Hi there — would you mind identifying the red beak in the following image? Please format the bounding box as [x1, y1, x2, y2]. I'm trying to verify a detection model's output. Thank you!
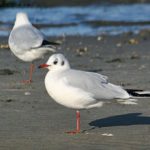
[38, 64, 49, 69]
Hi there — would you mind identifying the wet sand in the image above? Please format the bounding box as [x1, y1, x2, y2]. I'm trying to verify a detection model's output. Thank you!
[0, 33, 150, 149]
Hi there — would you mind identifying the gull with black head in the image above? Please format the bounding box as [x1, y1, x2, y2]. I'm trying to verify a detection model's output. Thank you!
[39, 53, 150, 134]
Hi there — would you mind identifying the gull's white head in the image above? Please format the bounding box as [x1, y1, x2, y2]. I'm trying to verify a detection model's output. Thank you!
[39, 53, 70, 71]
[14, 12, 31, 28]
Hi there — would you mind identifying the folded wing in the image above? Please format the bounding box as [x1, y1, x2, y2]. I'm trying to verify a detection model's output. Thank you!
[62, 69, 129, 100]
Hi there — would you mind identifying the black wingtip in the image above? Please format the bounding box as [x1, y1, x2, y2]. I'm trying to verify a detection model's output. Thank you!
[126, 89, 150, 97]
[42, 40, 61, 46]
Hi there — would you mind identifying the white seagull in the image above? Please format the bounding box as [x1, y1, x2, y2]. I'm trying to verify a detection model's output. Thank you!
[9, 12, 59, 83]
[39, 53, 150, 134]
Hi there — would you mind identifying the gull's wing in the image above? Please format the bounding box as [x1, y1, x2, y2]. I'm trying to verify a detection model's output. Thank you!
[9, 25, 59, 51]
[61, 69, 129, 100]
[9, 25, 43, 50]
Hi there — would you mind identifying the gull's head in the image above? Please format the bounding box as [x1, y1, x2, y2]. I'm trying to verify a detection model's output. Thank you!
[14, 12, 31, 28]
[39, 53, 70, 71]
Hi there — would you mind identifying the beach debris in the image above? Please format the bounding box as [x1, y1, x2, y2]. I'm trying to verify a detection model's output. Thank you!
[76, 47, 88, 56]
[128, 38, 139, 45]
[102, 133, 114, 137]
[116, 64, 122, 68]
[0, 99, 14, 103]
[116, 43, 122, 47]
[85, 132, 89, 135]
[5, 99, 13, 103]
[24, 92, 31, 96]
[55, 40, 62, 45]
[138, 65, 146, 70]
[97, 36, 103, 41]
[0, 44, 9, 49]
[0, 69, 15, 75]
[130, 53, 140, 59]
[106, 58, 123, 63]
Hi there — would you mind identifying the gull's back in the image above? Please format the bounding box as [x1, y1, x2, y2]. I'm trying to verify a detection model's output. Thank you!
[9, 24, 43, 51]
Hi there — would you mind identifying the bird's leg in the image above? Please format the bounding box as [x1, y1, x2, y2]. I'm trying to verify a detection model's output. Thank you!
[29, 63, 34, 82]
[22, 63, 34, 84]
[66, 110, 80, 134]
[76, 110, 80, 132]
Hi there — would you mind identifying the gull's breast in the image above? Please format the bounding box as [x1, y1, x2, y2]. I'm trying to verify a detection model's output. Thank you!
[45, 73, 97, 109]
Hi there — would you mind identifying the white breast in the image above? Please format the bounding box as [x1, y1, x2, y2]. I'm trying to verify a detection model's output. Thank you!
[44, 71, 102, 109]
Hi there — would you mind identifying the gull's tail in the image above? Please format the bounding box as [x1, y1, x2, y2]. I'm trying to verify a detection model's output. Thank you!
[126, 89, 150, 97]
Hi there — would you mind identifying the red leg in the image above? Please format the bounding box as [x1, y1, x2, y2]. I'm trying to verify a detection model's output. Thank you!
[66, 110, 80, 134]
[22, 64, 34, 84]
[29, 63, 34, 81]
[76, 110, 80, 132]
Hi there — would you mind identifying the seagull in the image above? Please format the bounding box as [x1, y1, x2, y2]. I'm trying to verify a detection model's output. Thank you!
[39, 53, 150, 134]
[8, 12, 60, 83]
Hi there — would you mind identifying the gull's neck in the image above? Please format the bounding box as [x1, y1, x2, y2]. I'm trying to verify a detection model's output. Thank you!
[13, 13, 31, 29]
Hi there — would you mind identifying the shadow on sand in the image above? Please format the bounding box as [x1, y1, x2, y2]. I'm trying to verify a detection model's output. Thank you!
[89, 113, 150, 128]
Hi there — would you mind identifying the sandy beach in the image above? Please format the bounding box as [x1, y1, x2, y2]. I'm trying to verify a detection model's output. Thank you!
[0, 33, 150, 149]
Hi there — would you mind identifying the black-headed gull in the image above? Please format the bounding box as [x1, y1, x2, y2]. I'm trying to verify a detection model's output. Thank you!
[9, 12, 59, 83]
[39, 53, 150, 134]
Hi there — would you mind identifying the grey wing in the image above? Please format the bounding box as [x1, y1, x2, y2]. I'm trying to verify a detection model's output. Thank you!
[9, 25, 43, 50]
[63, 70, 129, 100]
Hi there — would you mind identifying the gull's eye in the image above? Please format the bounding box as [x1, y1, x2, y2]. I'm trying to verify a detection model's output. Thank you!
[61, 61, 64, 66]
[53, 59, 58, 65]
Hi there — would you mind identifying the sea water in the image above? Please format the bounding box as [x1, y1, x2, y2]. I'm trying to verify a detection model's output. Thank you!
[0, 4, 150, 36]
